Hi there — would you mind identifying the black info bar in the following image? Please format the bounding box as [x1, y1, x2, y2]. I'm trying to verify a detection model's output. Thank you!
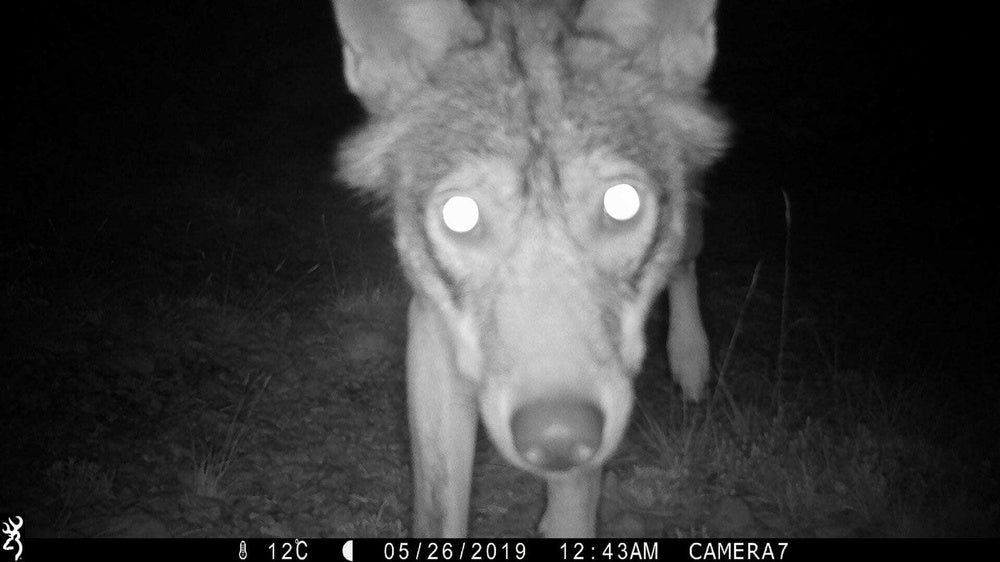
[14, 538, 987, 562]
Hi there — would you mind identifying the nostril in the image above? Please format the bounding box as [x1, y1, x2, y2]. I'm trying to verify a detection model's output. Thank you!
[511, 400, 603, 472]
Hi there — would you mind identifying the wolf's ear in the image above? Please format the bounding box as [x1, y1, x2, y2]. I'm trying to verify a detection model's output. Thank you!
[331, 0, 483, 112]
[577, 0, 718, 90]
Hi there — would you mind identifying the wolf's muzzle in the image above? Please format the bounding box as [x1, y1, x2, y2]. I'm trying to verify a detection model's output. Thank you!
[511, 399, 604, 472]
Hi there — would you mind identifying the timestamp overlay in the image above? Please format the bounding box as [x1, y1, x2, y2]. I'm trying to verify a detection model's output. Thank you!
[17, 538, 991, 561]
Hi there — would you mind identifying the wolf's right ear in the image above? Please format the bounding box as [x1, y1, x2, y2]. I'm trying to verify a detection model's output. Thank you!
[578, 0, 719, 91]
[331, 0, 483, 112]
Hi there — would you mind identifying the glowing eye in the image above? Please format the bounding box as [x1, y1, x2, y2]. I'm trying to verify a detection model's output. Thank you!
[442, 195, 480, 233]
[603, 183, 641, 221]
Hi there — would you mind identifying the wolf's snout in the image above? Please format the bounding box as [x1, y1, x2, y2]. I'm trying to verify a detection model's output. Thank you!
[510, 400, 604, 472]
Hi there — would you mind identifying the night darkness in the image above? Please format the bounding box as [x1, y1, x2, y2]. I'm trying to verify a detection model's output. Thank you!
[3, 0, 996, 543]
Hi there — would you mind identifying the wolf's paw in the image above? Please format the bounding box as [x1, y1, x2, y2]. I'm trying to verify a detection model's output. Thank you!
[668, 327, 710, 402]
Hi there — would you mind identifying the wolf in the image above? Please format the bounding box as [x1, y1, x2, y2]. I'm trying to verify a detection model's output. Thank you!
[331, 0, 728, 537]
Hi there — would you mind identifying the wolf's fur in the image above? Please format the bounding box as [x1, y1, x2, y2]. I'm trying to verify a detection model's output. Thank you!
[331, 0, 728, 537]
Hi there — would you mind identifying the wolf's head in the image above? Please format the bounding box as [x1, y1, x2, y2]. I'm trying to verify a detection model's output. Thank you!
[334, 0, 727, 476]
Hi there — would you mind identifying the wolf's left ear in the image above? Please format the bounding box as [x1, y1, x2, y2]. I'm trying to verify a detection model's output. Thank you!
[331, 0, 483, 112]
[577, 0, 718, 90]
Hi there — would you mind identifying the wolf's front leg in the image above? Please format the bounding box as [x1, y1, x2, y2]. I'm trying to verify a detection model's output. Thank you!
[667, 260, 711, 401]
[407, 296, 479, 537]
[539, 468, 602, 537]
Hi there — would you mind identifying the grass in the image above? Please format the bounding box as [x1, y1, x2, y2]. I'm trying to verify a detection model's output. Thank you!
[634, 339, 986, 536]
[185, 371, 273, 499]
[43, 458, 118, 530]
[628, 194, 997, 537]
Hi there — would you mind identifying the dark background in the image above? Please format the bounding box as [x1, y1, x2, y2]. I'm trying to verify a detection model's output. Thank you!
[5, 0, 993, 442]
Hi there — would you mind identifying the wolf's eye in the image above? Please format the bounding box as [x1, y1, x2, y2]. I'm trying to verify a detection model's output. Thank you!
[442, 195, 480, 233]
[603, 183, 641, 221]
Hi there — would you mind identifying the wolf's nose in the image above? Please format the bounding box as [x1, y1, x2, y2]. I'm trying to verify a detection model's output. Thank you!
[511, 400, 604, 472]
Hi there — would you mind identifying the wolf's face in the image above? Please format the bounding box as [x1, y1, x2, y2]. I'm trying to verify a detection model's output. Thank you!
[333, 0, 727, 536]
